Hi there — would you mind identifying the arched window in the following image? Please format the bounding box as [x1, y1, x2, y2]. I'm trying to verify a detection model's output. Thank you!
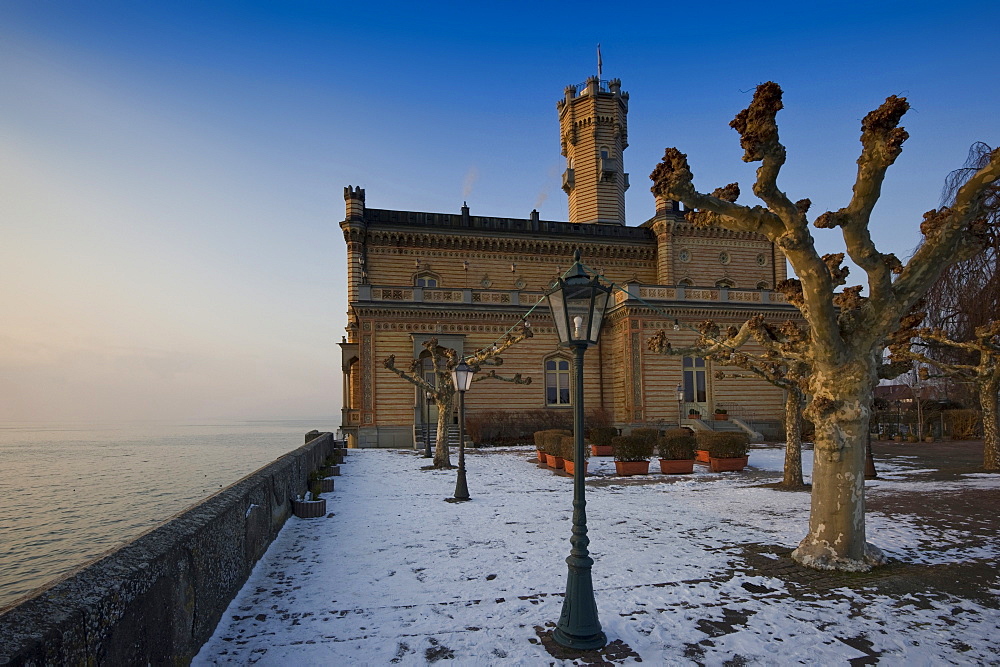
[678, 277, 694, 287]
[600, 146, 611, 159]
[545, 355, 571, 406]
[414, 272, 439, 288]
[715, 278, 735, 289]
[757, 281, 770, 290]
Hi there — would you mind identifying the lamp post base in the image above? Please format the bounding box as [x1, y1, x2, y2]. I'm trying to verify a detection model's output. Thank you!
[552, 626, 607, 651]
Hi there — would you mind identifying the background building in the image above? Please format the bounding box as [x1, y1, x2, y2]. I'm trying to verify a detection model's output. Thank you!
[340, 76, 798, 448]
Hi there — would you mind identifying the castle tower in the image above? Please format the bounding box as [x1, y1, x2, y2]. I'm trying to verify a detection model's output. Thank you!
[557, 76, 629, 225]
[340, 185, 367, 317]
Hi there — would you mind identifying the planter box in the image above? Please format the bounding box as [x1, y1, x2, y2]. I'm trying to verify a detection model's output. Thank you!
[659, 458, 695, 474]
[563, 460, 589, 475]
[590, 444, 613, 457]
[688, 414, 702, 420]
[695, 449, 711, 463]
[614, 460, 650, 476]
[320, 465, 340, 477]
[709, 455, 749, 472]
[319, 478, 335, 493]
[714, 414, 728, 421]
[293, 498, 327, 518]
[537, 449, 547, 464]
[546, 454, 565, 469]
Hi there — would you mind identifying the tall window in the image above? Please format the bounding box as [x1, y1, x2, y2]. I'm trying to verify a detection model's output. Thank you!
[545, 356, 571, 406]
[683, 356, 707, 403]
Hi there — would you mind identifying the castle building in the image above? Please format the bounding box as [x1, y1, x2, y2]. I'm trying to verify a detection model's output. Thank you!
[339, 76, 797, 448]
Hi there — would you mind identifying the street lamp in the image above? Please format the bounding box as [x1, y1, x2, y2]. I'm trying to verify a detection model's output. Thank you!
[676, 384, 684, 425]
[449, 359, 474, 502]
[424, 390, 433, 459]
[544, 249, 611, 650]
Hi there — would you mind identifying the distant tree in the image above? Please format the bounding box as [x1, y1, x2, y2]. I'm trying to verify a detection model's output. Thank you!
[650, 83, 1000, 571]
[383, 322, 533, 469]
[903, 142, 1000, 468]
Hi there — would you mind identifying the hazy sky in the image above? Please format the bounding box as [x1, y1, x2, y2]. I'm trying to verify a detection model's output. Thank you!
[1, 1, 996, 423]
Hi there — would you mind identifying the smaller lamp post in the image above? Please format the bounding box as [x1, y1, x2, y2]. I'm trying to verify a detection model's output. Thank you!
[449, 359, 474, 502]
[676, 384, 684, 425]
[545, 249, 611, 650]
[424, 390, 434, 459]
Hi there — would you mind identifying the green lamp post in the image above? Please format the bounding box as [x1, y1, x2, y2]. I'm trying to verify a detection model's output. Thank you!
[545, 249, 611, 650]
[449, 359, 474, 502]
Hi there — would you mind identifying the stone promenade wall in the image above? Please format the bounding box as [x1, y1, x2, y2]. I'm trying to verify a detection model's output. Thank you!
[0, 431, 337, 665]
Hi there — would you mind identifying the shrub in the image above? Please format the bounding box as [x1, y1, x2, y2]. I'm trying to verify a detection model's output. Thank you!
[585, 406, 614, 429]
[559, 435, 591, 462]
[588, 426, 618, 447]
[611, 435, 654, 462]
[695, 431, 750, 458]
[657, 429, 695, 460]
[714, 408, 728, 415]
[944, 409, 981, 439]
[542, 429, 571, 455]
[631, 427, 660, 444]
[465, 409, 572, 445]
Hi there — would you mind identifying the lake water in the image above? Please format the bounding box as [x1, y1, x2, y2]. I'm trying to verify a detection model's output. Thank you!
[0, 419, 338, 611]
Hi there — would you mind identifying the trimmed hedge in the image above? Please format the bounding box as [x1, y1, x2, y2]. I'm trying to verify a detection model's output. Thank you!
[539, 429, 571, 455]
[611, 435, 654, 462]
[559, 435, 591, 462]
[588, 426, 618, 447]
[695, 431, 750, 458]
[657, 428, 696, 460]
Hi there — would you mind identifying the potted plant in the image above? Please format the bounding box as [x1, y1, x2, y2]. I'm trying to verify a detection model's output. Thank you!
[560, 435, 590, 475]
[588, 426, 618, 456]
[293, 480, 327, 518]
[611, 435, 654, 476]
[533, 430, 548, 464]
[656, 429, 696, 474]
[543, 430, 568, 469]
[713, 408, 728, 421]
[697, 432, 750, 472]
[688, 409, 702, 419]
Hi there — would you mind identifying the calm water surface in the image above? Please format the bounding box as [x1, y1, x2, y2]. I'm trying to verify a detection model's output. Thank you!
[0, 419, 337, 611]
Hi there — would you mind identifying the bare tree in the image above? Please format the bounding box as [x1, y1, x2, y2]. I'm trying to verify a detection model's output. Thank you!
[650, 82, 1000, 571]
[383, 322, 533, 469]
[649, 314, 809, 488]
[906, 142, 1000, 467]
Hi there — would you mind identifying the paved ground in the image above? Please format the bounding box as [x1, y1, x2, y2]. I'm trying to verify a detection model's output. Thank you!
[194, 440, 1000, 665]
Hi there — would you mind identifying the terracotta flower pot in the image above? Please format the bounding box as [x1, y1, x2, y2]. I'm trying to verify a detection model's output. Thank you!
[714, 414, 728, 421]
[695, 449, 711, 463]
[546, 454, 564, 469]
[659, 458, 695, 474]
[590, 444, 613, 456]
[563, 460, 588, 475]
[709, 455, 749, 472]
[537, 449, 547, 464]
[293, 498, 327, 518]
[614, 460, 650, 476]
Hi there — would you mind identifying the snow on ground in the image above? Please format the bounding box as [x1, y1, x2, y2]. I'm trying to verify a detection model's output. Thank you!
[194, 446, 1000, 665]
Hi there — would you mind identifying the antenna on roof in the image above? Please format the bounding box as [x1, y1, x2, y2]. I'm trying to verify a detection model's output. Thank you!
[597, 43, 603, 79]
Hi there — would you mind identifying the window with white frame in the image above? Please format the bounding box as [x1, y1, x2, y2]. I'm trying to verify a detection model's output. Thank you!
[545, 356, 571, 406]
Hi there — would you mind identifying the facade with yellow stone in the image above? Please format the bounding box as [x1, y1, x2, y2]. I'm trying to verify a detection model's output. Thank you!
[339, 76, 797, 448]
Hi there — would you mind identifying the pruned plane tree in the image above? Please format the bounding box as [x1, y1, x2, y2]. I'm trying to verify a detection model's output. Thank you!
[649, 82, 1000, 571]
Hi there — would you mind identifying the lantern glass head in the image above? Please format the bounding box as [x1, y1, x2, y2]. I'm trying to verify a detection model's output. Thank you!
[545, 253, 611, 347]
[676, 384, 684, 402]
[451, 359, 474, 393]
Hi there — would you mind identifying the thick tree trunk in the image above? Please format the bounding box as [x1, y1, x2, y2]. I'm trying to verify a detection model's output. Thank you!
[433, 397, 454, 468]
[791, 363, 886, 571]
[980, 377, 1000, 470]
[781, 390, 805, 488]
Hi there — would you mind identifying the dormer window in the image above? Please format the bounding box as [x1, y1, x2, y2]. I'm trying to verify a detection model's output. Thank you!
[415, 272, 439, 288]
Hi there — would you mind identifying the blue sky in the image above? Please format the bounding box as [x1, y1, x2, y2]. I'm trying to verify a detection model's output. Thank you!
[1, 1, 996, 422]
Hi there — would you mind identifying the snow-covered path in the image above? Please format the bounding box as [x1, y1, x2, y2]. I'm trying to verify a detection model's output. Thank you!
[194, 446, 1000, 665]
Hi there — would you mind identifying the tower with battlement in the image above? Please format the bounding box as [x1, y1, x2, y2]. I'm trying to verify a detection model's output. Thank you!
[557, 77, 629, 225]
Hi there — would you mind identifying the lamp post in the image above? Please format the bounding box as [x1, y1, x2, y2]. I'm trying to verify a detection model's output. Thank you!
[450, 359, 474, 502]
[424, 390, 433, 459]
[676, 384, 684, 426]
[544, 249, 611, 650]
